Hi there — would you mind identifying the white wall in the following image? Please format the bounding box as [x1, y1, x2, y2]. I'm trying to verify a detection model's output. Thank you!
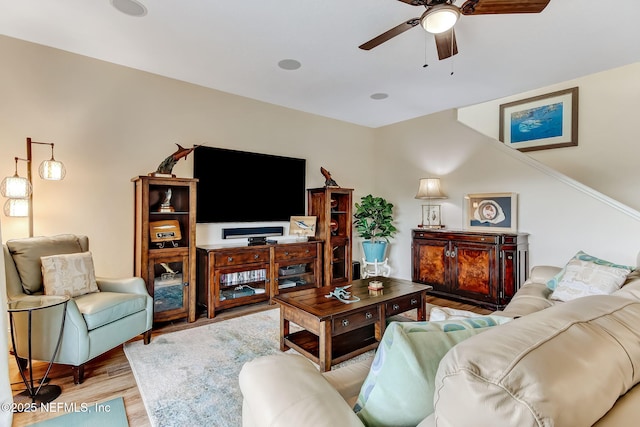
[375, 109, 640, 280]
[0, 35, 375, 277]
[458, 63, 640, 212]
[1, 35, 639, 284]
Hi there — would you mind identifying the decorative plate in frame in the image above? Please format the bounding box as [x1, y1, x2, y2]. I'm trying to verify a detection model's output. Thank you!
[465, 193, 517, 232]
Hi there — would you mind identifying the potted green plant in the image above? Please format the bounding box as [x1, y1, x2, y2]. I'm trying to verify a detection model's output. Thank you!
[353, 194, 398, 263]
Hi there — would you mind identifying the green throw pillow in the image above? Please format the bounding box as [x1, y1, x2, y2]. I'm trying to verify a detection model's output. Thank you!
[546, 251, 635, 290]
[354, 316, 512, 427]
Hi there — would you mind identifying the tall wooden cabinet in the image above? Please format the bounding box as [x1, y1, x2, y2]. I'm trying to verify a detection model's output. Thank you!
[307, 187, 353, 287]
[133, 176, 197, 323]
[412, 229, 528, 310]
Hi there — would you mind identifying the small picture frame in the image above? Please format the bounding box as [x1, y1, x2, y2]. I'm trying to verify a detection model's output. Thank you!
[289, 216, 317, 237]
[421, 205, 443, 228]
[465, 193, 517, 232]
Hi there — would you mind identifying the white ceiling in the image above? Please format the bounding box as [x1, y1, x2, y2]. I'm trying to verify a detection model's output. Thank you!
[1, 0, 639, 128]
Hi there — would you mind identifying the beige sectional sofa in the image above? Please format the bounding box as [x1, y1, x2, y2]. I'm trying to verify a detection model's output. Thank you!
[240, 263, 640, 427]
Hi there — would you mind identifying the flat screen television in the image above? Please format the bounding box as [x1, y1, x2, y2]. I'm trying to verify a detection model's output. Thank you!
[193, 146, 306, 223]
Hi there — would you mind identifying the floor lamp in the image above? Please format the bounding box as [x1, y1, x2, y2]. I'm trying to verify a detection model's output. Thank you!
[1, 138, 66, 237]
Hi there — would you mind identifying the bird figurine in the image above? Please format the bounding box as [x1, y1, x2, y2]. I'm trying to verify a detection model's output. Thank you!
[320, 167, 339, 187]
[151, 144, 198, 177]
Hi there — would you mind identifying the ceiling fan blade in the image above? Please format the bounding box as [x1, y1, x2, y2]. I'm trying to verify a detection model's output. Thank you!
[396, 0, 427, 5]
[359, 18, 420, 50]
[434, 28, 458, 60]
[460, 0, 550, 15]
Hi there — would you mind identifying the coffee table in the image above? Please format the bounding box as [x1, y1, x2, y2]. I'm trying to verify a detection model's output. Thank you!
[273, 277, 431, 371]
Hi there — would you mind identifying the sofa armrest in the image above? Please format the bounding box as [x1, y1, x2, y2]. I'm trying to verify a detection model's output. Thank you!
[239, 354, 364, 427]
[96, 277, 149, 295]
[322, 357, 373, 407]
[528, 265, 562, 283]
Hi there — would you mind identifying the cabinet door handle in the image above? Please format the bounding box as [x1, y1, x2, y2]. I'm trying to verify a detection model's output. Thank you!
[450, 249, 456, 258]
[284, 251, 289, 256]
[227, 257, 233, 262]
[365, 312, 372, 319]
[445, 250, 450, 257]
[342, 319, 350, 327]
[392, 304, 400, 311]
[410, 298, 417, 305]
[305, 249, 309, 253]
[254, 254, 259, 259]
[507, 255, 513, 260]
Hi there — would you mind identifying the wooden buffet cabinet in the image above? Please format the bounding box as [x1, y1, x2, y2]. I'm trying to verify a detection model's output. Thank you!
[412, 229, 528, 310]
[196, 240, 323, 318]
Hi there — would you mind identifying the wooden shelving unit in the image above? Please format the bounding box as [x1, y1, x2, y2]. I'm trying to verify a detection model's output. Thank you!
[133, 176, 198, 323]
[307, 187, 353, 287]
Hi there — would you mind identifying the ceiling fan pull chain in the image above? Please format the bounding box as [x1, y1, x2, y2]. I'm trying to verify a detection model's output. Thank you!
[423, 33, 429, 68]
[450, 34, 455, 75]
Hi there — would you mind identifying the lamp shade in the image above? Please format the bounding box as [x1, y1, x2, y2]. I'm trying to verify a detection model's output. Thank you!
[0, 174, 32, 198]
[3, 198, 29, 217]
[421, 5, 460, 34]
[415, 178, 447, 199]
[39, 158, 66, 180]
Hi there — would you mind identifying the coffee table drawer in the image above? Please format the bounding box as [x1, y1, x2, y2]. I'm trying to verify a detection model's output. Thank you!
[385, 294, 421, 316]
[332, 307, 379, 335]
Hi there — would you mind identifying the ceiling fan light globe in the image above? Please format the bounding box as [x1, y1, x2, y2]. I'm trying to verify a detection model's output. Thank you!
[422, 6, 460, 34]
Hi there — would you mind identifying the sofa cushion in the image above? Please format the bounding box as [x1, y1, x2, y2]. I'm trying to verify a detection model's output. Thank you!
[354, 316, 512, 427]
[433, 296, 640, 427]
[428, 306, 485, 321]
[41, 251, 99, 297]
[550, 257, 631, 302]
[547, 251, 634, 291]
[6, 234, 83, 294]
[74, 292, 147, 330]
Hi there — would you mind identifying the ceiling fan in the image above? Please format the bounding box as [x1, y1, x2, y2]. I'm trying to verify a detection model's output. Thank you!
[359, 0, 550, 60]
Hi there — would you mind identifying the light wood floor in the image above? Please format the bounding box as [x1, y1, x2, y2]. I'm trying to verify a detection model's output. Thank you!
[9, 296, 490, 426]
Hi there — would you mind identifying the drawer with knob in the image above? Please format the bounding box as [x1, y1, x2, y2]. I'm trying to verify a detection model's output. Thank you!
[213, 249, 270, 267]
[274, 244, 317, 261]
[385, 295, 421, 316]
[332, 307, 380, 335]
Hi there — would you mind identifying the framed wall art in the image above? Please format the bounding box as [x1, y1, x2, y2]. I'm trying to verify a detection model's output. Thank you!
[499, 87, 578, 152]
[465, 193, 517, 232]
[289, 216, 317, 237]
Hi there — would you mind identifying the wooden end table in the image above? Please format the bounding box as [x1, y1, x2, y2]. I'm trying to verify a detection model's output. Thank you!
[273, 278, 431, 371]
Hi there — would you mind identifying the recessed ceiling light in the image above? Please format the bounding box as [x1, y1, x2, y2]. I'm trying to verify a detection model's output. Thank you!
[370, 93, 389, 100]
[111, 0, 147, 17]
[278, 59, 302, 71]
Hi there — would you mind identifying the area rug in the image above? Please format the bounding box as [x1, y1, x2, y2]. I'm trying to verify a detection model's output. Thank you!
[27, 397, 128, 427]
[123, 308, 373, 427]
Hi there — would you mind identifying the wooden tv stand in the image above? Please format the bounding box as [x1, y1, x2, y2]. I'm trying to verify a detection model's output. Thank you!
[196, 239, 323, 318]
